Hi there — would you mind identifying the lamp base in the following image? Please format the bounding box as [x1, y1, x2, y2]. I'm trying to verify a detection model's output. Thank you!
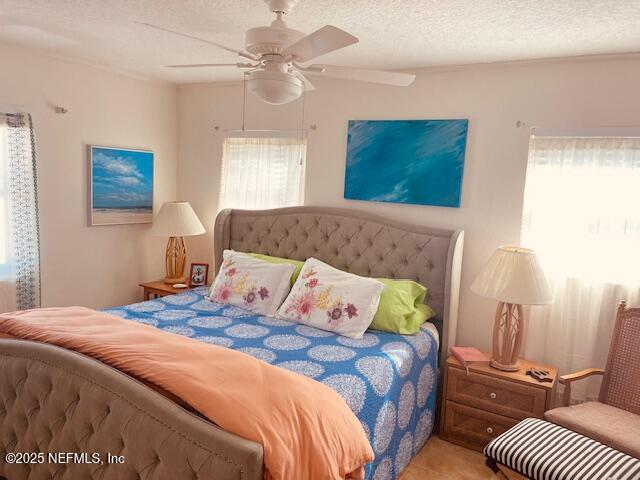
[490, 302, 525, 372]
[163, 276, 186, 285]
[490, 358, 520, 372]
[165, 236, 187, 285]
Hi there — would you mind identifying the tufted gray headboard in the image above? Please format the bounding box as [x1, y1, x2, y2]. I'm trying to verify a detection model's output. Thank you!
[214, 206, 464, 368]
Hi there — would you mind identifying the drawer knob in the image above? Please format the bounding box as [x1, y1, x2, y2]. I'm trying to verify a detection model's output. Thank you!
[486, 427, 494, 434]
[489, 392, 497, 400]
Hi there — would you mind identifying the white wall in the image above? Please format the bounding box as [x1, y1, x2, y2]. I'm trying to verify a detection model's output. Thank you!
[177, 54, 640, 353]
[0, 43, 178, 309]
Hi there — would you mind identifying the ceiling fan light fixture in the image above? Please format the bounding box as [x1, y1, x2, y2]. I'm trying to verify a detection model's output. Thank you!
[247, 70, 302, 105]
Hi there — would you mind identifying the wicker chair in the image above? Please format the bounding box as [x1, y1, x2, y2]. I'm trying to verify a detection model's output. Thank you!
[484, 302, 640, 480]
[543, 301, 640, 458]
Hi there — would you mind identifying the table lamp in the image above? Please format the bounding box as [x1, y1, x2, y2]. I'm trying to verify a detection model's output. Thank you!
[471, 246, 552, 371]
[151, 201, 206, 284]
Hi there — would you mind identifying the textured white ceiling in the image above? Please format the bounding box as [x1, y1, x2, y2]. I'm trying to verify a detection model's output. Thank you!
[1, 0, 639, 84]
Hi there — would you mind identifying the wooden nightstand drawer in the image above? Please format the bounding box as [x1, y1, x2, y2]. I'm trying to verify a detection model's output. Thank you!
[447, 366, 547, 420]
[440, 354, 557, 453]
[443, 400, 519, 452]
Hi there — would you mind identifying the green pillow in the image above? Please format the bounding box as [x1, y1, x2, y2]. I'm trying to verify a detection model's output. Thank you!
[370, 278, 436, 335]
[248, 253, 304, 287]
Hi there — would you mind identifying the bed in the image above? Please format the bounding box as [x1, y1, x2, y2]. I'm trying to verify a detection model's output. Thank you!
[0, 206, 463, 480]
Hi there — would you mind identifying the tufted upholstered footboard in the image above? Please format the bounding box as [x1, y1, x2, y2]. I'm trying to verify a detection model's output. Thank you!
[0, 339, 263, 480]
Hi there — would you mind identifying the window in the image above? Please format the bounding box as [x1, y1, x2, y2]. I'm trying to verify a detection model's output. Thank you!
[520, 130, 640, 401]
[521, 132, 640, 285]
[218, 135, 306, 211]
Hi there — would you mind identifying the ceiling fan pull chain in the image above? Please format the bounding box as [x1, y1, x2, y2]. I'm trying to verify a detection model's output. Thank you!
[242, 73, 247, 132]
[299, 80, 306, 166]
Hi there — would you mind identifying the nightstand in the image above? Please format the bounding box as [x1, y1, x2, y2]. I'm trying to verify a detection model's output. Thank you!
[440, 354, 557, 452]
[140, 280, 192, 300]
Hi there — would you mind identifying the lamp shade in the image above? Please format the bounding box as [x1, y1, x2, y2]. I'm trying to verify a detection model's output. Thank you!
[471, 246, 552, 305]
[151, 201, 206, 237]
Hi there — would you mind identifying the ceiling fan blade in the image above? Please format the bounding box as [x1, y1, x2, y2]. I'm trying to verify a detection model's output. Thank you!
[292, 71, 315, 91]
[307, 64, 416, 86]
[166, 63, 240, 68]
[282, 25, 358, 62]
[137, 22, 256, 60]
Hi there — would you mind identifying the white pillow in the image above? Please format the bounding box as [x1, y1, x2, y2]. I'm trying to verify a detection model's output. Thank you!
[209, 250, 295, 316]
[276, 258, 385, 339]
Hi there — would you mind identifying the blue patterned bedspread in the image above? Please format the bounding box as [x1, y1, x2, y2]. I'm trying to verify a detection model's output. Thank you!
[105, 286, 438, 480]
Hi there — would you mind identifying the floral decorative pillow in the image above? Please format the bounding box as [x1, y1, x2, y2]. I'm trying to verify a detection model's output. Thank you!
[209, 250, 295, 316]
[276, 258, 385, 339]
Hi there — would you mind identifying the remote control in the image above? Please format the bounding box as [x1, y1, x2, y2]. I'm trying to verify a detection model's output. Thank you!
[526, 368, 553, 383]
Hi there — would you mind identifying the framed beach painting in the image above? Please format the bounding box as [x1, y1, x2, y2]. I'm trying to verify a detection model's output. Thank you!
[344, 119, 469, 208]
[88, 145, 154, 225]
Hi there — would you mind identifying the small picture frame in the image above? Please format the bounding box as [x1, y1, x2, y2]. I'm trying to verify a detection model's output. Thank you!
[189, 263, 209, 288]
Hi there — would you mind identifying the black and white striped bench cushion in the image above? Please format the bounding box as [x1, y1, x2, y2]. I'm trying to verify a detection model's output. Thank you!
[484, 418, 640, 480]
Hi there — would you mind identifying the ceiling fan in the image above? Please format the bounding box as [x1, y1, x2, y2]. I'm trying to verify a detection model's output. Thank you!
[140, 0, 416, 105]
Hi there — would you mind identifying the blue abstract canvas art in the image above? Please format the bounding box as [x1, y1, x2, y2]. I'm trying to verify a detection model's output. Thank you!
[344, 119, 468, 208]
[89, 145, 154, 225]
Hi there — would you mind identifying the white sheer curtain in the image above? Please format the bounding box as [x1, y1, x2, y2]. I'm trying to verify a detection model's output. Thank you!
[521, 134, 640, 401]
[218, 135, 306, 211]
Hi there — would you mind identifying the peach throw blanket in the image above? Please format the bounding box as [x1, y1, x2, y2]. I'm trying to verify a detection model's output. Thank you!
[0, 307, 373, 480]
